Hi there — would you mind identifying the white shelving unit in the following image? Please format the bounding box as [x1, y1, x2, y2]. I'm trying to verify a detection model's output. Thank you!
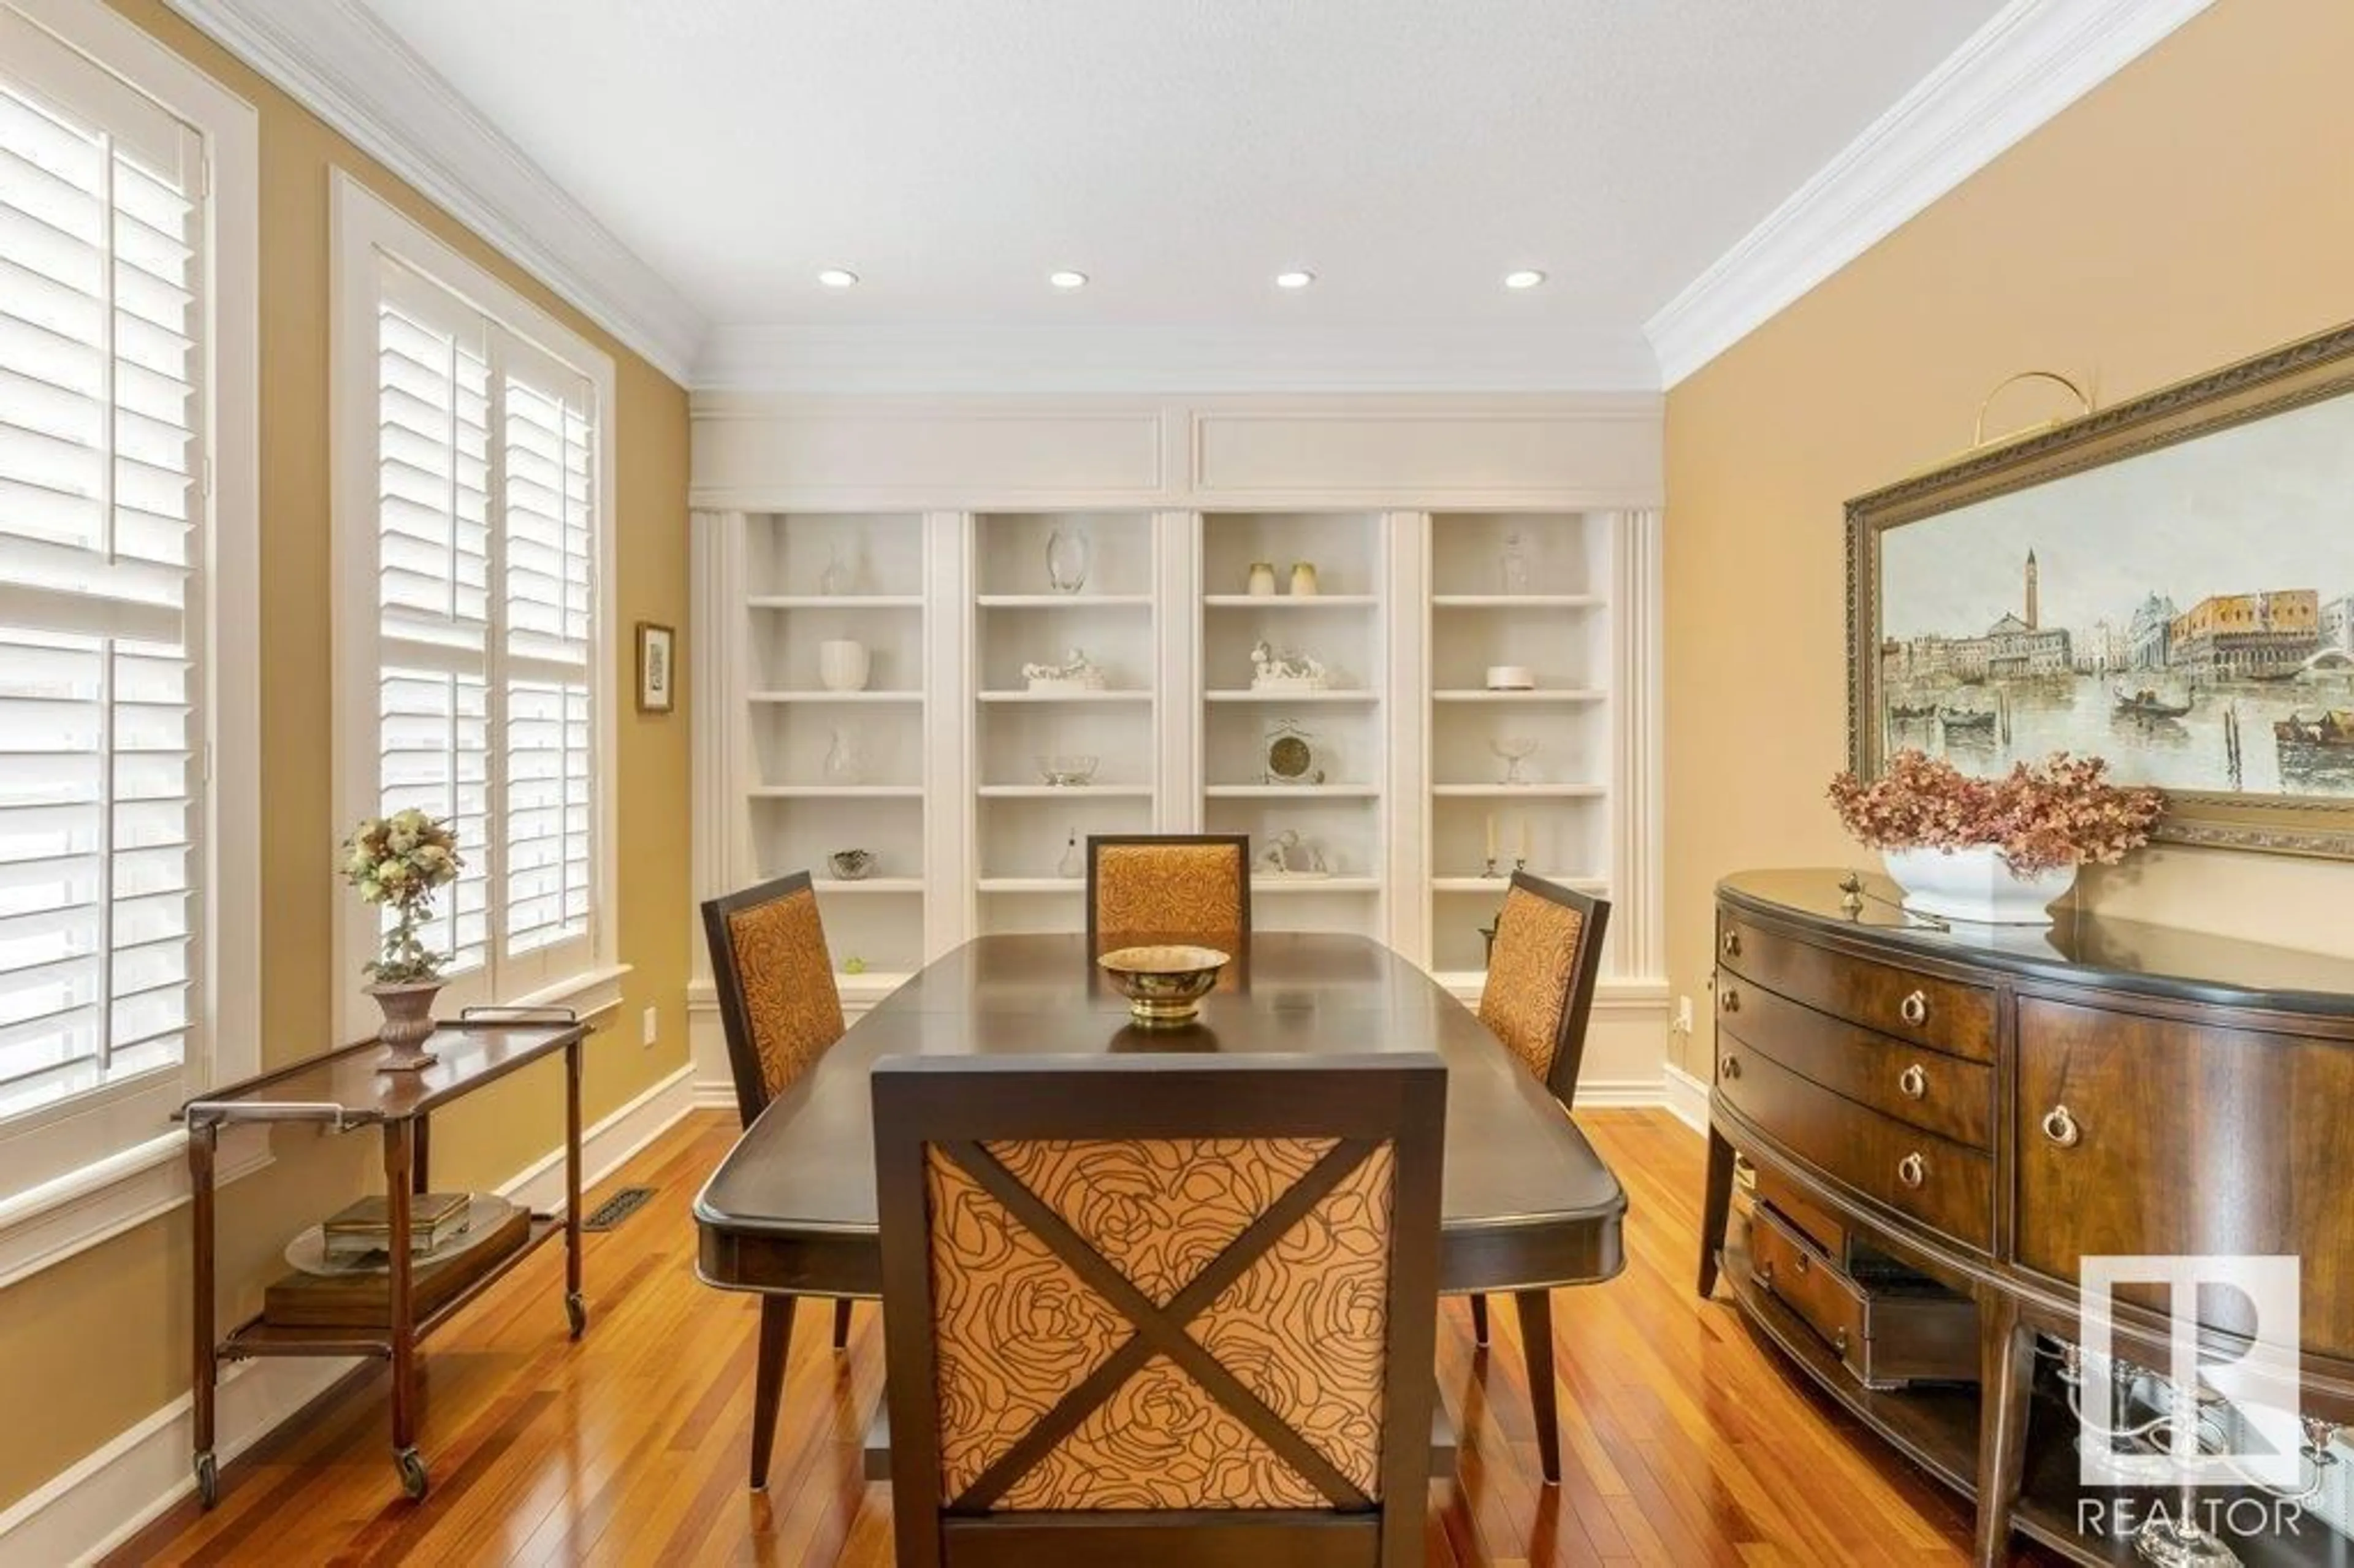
[739, 512, 936, 986]
[1425, 511, 1617, 980]
[702, 506, 1647, 997]
[970, 511, 1160, 935]
[1198, 512, 1390, 940]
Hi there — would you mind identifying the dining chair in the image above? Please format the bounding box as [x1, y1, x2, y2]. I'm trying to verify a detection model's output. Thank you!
[1466, 870, 1610, 1486]
[700, 870, 861, 1489]
[1084, 832, 1251, 956]
[871, 1052, 1446, 1568]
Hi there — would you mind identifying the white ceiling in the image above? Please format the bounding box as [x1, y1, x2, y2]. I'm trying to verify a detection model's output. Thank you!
[343, 0, 2011, 387]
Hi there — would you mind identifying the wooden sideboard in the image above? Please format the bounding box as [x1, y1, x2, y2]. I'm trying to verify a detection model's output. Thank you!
[1699, 870, 2354, 1567]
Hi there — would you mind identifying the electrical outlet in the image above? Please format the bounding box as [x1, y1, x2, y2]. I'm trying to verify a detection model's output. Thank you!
[641, 1006, 658, 1048]
[1674, 995, 1694, 1035]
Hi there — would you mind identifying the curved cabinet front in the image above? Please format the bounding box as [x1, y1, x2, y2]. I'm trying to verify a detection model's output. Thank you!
[1702, 869, 2354, 1568]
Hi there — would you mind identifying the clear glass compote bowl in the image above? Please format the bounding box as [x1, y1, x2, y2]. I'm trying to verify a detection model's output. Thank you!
[1490, 736, 1538, 785]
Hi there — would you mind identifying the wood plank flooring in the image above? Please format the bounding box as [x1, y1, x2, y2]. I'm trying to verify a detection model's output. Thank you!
[110, 1108, 2060, 1566]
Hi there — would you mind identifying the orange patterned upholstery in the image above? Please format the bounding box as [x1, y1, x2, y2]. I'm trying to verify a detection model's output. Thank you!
[1478, 885, 1587, 1083]
[923, 1136, 1396, 1510]
[1090, 839, 1247, 953]
[722, 886, 846, 1109]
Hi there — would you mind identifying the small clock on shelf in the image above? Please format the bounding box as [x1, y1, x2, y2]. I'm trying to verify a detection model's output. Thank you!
[1263, 719, 1326, 785]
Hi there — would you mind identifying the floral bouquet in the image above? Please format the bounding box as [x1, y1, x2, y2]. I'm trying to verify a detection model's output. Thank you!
[341, 809, 463, 984]
[1828, 750, 2163, 874]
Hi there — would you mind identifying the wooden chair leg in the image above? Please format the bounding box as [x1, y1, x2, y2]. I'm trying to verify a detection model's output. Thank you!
[1514, 1289, 1561, 1485]
[751, 1295, 795, 1490]
[831, 1296, 853, 1352]
[1469, 1293, 1490, 1347]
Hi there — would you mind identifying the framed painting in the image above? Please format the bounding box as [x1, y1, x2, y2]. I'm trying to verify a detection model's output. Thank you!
[636, 621, 676, 714]
[1848, 321, 2354, 860]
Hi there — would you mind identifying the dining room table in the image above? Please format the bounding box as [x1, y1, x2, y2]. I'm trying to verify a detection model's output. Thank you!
[693, 929, 1628, 1483]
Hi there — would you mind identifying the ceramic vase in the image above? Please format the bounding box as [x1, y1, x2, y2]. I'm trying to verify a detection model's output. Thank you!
[1289, 561, 1319, 596]
[1881, 846, 2078, 925]
[1247, 561, 1278, 597]
[817, 639, 870, 693]
[367, 980, 441, 1070]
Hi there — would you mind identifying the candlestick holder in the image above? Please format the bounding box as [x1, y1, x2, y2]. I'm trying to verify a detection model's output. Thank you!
[1482, 857, 1499, 878]
[1513, 856, 1527, 874]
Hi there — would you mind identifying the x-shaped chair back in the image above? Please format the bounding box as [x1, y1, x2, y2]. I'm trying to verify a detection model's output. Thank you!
[874, 1054, 1446, 1568]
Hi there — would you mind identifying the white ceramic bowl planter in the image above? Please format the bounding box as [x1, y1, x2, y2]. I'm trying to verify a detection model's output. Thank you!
[1881, 845, 2078, 925]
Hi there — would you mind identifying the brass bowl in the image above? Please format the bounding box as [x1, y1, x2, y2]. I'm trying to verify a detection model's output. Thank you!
[1095, 945, 1230, 1028]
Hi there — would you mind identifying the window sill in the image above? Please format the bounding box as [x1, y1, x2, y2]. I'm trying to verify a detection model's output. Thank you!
[0, 1122, 272, 1292]
[506, 961, 631, 1024]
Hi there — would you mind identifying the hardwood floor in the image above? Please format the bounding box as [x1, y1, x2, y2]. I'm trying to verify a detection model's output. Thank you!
[111, 1108, 2057, 1566]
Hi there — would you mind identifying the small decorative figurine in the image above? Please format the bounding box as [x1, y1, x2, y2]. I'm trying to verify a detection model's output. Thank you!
[1249, 640, 1329, 693]
[1255, 829, 1328, 878]
[1023, 647, 1109, 693]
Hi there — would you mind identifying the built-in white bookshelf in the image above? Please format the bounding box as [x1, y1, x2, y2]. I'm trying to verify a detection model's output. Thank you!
[701, 506, 1644, 994]
[972, 512, 1159, 934]
[1198, 512, 1388, 939]
[1424, 512, 1616, 978]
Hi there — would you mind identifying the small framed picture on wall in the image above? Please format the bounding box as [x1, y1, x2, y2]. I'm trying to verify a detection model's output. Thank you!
[636, 622, 676, 714]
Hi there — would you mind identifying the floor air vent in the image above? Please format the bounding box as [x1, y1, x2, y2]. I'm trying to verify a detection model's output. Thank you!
[582, 1186, 656, 1231]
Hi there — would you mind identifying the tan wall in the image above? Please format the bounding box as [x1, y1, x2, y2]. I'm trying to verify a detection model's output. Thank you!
[1664, 0, 2354, 1077]
[0, 2, 693, 1510]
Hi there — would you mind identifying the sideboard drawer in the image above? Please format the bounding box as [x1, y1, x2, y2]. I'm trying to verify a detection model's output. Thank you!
[1717, 1041, 1991, 1250]
[1718, 916, 1994, 1063]
[1718, 979, 1992, 1149]
[1748, 1204, 1979, 1390]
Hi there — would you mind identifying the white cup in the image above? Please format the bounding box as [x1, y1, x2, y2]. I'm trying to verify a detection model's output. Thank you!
[818, 639, 870, 692]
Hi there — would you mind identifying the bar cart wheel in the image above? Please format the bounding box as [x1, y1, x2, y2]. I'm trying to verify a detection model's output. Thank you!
[194, 1451, 218, 1509]
[565, 1292, 587, 1339]
[396, 1447, 429, 1499]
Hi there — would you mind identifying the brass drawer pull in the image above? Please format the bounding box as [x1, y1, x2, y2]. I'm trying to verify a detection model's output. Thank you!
[1898, 1063, 1927, 1100]
[1899, 989, 1930, 1027]
[1791, 1250, 1810, 1276]
[2041, 1104, 2081, 1148]
[1759, 1258, 1775, 1292]
[1897, 1152, 1926, 1189]
[1719, 1054, 1742, 1082]
[1723, 929, 1742, 959]
[1721, 987, 1741, 1014]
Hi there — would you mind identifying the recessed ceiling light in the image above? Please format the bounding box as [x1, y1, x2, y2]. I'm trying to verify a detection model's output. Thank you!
[1503, 269, 1547, 291]
[817, 267, 859, 288]
[1274, 270, 1316, 290]
[1048, 270, 1089, 289]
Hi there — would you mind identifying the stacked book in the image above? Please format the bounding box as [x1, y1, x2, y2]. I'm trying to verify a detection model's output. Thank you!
[322, 1192, 474, 1262]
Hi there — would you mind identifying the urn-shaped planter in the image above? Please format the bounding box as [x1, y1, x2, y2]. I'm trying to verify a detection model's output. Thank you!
[367, 980, 442, 1070]
[1881, 846, 2078, 926]
[817, 639, 870, 692]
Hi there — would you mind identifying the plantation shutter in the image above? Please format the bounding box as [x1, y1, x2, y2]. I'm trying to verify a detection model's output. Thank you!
[365, 264, 596, 995]
[0, 25, 206, 1119]
[373, 268, 491, 978]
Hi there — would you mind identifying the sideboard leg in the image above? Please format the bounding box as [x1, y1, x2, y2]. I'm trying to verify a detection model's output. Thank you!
[384, 1121, 422, 1496]
[1698, 1123, 1735, 1298]
[1973, 1288, 2034, 1567]
[189, 1122, 219, 1509]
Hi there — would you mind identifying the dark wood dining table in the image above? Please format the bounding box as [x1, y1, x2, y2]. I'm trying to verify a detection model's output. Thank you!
[694, 931, 1628, 1481]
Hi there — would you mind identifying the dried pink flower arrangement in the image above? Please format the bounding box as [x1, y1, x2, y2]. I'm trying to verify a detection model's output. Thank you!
[1827, 750, 2165, 875]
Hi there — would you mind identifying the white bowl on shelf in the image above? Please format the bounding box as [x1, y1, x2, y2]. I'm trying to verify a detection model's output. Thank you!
[1484, 664, 1535, 691]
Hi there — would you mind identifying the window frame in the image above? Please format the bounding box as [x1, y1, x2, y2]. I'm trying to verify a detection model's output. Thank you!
[0, 0, 261, 1236]
[328, 171, 620, 1038]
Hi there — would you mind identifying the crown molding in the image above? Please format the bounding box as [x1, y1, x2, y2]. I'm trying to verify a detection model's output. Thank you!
[692, 322, 1664, 395]
[159, 0, 704, 384]
[1643, 0, 2212, 389]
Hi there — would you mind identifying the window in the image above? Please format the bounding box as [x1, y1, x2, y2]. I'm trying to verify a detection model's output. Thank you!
[332, 176, 615, 1024]
[0, 0, 257, 1201]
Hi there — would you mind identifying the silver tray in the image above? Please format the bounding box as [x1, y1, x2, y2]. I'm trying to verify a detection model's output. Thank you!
[284, 1192, 519, 1277]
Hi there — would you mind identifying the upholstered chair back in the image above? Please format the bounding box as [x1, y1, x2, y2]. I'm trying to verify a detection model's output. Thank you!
[701, 872, 848, 1129]
[1477, 873, 1612, 1106]
[1084, 834, 1250, 956]
[872, 1055, 1445, 1568]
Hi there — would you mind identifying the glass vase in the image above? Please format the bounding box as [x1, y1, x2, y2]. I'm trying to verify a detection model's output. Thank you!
[1046, 525, 1090, 593]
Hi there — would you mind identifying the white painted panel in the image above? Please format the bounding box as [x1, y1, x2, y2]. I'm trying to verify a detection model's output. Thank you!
[693, 404, 1165, 504]
[1191, 405, 1662, 506]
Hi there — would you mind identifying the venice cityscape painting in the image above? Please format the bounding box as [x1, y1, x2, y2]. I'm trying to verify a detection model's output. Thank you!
[1849, 328, 2354, 859]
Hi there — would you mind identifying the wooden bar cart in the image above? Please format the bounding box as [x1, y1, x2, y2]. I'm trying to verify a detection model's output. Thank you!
[176, 1008, 592, 1507]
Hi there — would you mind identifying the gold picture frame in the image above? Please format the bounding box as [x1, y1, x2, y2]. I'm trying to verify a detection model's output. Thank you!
[635, 621, 676, 714]
[1848, 321, 2354, 861]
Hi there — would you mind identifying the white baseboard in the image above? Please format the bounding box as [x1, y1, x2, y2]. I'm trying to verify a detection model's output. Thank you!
[1661, 1062, 1710, 1135]
[0, 1064, 695, 1567]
